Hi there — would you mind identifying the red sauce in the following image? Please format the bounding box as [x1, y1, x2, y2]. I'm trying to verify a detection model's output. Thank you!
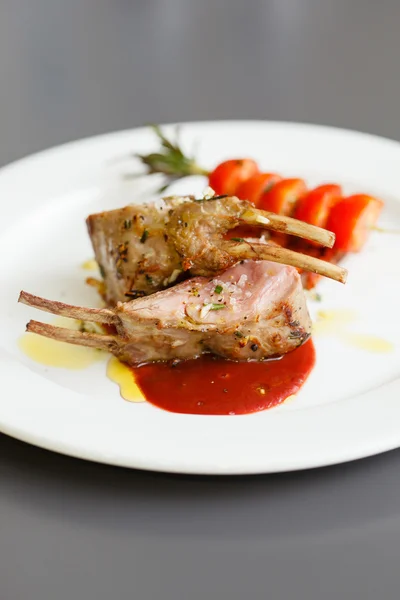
[132, 339, 315, 415]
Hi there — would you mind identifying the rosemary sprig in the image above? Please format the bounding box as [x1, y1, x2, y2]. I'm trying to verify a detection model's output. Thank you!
[210, 303, 225, 311]
[136, 125, 209, 193]
[140, 229, 149, 243]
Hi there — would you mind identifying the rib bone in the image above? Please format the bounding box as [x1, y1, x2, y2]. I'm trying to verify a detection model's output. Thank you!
[240, 207, 335, 247]
[19, 291, 117, 324]
[26, 320, 121, 352]
[224, 241, 347, 283]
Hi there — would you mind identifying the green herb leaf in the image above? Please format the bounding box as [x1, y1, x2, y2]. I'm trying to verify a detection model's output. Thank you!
[124, 219, 132, 230]
[234, 331, 244, 338]
[288, 331, 304, 339]
[135, 125, 209, 194]
[214, 284, 223, 294]
[210, 303, 225, 311]
[125, 290, 146, 299]
[230, 237, 245, 242]
[195, 194, 229, 202]
[140, 229, 149, 243]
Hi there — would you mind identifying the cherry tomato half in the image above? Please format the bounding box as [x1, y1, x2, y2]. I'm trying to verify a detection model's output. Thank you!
[326, 194, 383, 253]
[235, 172, 282, 205]
[258, 178, 307, 215]
[208, 159, 259, 196]
[294, 184, 342, 229]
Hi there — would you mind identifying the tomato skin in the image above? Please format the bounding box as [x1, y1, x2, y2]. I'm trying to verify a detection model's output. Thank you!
[326, 194, 383, 252]
[294, 184, 342, 228]
[235, 172, 282, 205]
[301, 270, 321, 290]
[258, 178, 307, 215]
[208, 159, 259, 196]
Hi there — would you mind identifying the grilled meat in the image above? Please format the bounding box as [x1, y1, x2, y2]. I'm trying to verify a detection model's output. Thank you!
[86, 196, 185, 305]
[87, 195, 344, 305]
[19, 260, 311, 365]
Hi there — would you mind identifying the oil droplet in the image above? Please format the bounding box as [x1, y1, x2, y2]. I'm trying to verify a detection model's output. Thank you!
[306, 291, 322, 303]
[19, 317, 105, 369]
[312, 308, 393, 354]
[373, 225, 400, 235]
[341, 333, 394, 354]
[107, 357, 145, 403]
[312, 309, 357, 336]
[81, 258, 98, 271]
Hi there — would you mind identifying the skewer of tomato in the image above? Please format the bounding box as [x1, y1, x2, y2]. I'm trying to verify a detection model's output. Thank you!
[138, 126, 384, 287]
[209, 159, 383, 252]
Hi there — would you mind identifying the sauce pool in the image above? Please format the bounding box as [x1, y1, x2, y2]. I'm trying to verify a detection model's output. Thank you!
[131, 339, 316, 415]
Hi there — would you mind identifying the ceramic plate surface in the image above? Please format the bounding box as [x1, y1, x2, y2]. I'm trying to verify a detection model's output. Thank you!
[0, 121, 399, 474]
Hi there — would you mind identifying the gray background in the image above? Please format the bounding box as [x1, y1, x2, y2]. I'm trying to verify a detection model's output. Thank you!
[1, 1, 400, 598]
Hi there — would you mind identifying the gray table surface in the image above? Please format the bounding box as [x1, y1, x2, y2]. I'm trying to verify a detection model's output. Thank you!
[1, 1, 400, 598]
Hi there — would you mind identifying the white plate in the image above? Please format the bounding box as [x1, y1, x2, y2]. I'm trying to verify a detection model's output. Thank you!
[0, 120, 399, 475]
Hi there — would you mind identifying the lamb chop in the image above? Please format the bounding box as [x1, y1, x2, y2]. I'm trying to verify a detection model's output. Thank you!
[19, 260, 312, 365]
[86, 195, 185, 305]
[87, 194, 347, 305]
